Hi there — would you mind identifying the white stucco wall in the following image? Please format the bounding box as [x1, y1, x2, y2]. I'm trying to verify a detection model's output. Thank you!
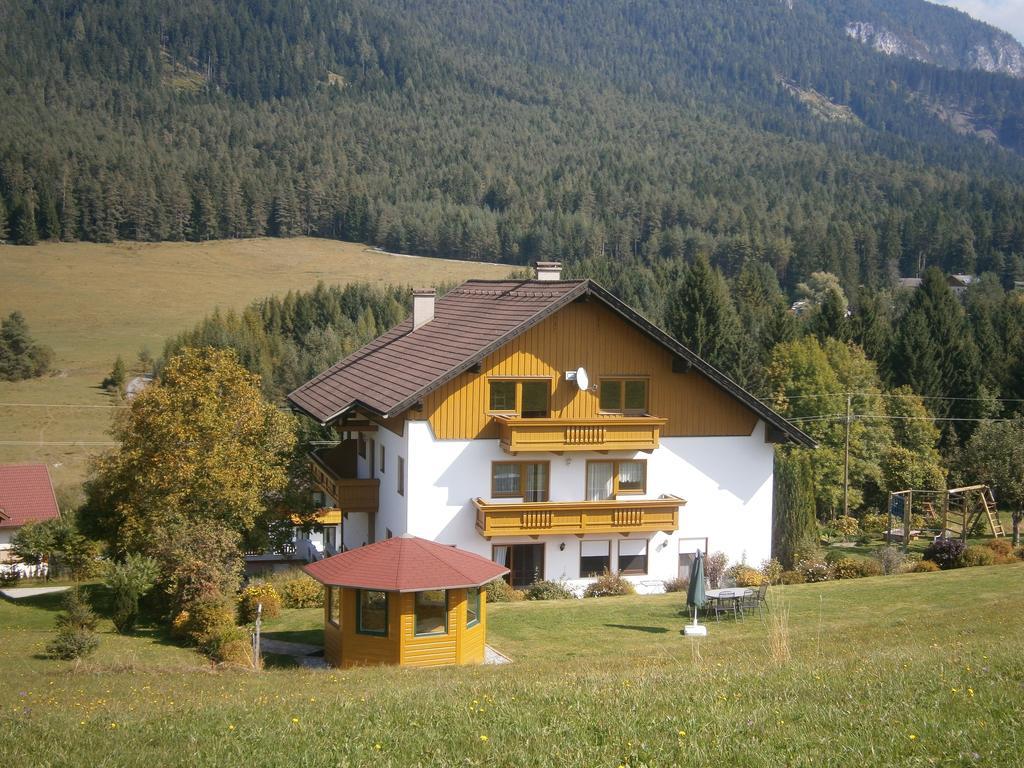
[404, 419, 775, 593]
[355, 425, 410, 543]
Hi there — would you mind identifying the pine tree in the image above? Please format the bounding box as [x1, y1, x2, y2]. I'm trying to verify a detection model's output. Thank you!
[665, 253, 742, 379]
[0, 196, 8, 241]
[12, 196, 38, 245]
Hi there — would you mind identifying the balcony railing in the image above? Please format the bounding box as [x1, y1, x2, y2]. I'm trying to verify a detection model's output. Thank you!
[473, 495, 684, 538]
[310, 451, 379, 513]
[494, 415, 667, 453]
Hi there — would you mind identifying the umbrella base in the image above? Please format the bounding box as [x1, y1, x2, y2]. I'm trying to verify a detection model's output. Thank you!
[683, 624, 707, 636]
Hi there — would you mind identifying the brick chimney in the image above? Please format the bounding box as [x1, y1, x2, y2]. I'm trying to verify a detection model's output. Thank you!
[412, 289, 435, 330]
[536, 261, 563, 281]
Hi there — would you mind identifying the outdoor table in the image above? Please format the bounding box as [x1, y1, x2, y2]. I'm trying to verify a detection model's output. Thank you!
[704, 588, 753, 619]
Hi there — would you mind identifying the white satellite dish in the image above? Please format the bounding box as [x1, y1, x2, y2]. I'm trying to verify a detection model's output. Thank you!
[575, 367, 589, 392]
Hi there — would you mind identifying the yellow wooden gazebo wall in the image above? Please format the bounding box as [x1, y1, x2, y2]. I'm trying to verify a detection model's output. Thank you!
[322, 587, 488, 668]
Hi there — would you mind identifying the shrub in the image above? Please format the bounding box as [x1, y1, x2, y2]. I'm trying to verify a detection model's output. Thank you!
[104, 554, 160, 634]
[0, 566, 20, 586]
[238, 583, 282, 624]
[47, 628, 100, 660]
[170, 610, 191, 639]
[268, 571, 323, 608]
[962, 545, 996, 568]
[725, 564, 763, 587]
[875, 546, 907, 576]
[47, 589, 100, 660]
[705, 551, 728, 589]
[779, 570, 805, 585]
[483, 578, 524, 603]
[823, 549, 845, 565]
[923, 539, 966, 570]
[860, 512, 887, 534]
[662, 576, 689, 593]
[583, 570, 636, 598]
[202, 624, 254, 667]
[182, 594, 236, 646]
[984, 539, 1015, 564]
[830, 557, 867, 580]
[1016, 546, 1024, 562]
[911, 559, 940, 573]
[834, 515, 861, 539]
[795, 558, 832, 583]
[759, 558, 783, 585]
[857, 559, 884, 577]
[525, 579, 575, 600]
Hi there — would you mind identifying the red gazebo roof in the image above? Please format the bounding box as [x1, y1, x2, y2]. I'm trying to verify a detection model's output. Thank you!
[303, 535, 509, 592]
[0, 464, 60, 529]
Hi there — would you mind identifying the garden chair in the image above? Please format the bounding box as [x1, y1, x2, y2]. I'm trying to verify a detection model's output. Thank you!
[740, 581, 769, 619]
[713, 590, 741, 621]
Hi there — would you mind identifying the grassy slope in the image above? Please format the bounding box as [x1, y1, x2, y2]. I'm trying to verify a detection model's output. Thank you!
[0, 238, 508, 496]
[2, 565, 1023, 767]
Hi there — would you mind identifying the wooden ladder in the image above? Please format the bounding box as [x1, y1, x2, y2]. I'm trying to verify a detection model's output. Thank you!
[981, 488, 1005, 538]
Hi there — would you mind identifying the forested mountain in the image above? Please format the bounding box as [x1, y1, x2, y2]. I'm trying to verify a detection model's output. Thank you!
[3, 0, 1024, 292]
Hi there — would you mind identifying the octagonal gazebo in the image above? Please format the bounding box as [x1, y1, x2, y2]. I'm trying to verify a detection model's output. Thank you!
[303, 535, 509, 668]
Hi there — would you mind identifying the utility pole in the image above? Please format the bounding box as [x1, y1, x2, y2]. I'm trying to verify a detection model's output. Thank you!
[843, 394, 851, 519]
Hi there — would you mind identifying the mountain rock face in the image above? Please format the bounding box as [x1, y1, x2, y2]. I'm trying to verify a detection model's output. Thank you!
[845, 18, 1024, 78]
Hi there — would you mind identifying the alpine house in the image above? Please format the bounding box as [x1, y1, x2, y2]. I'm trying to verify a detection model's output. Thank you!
[287, 262, 813, 593]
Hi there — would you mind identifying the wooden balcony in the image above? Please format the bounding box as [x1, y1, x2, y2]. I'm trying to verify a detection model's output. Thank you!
[309, 446, 379, 513]
[473, 495, 684, 538]
[494, 415, 667, 454]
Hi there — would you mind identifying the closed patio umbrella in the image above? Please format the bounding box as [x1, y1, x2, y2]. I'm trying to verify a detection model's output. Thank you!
[684, 550, 708, 636]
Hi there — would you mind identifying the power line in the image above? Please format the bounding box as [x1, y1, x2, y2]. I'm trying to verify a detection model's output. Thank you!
[759, 391, 1024, 404]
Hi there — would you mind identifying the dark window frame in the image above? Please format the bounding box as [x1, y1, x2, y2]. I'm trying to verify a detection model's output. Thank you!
[413, 589, 449, 637]
[466, 587, 481, 628]
[397, 456, 405, 496]
[356, 589, 389, 637]
[579, 540, 612, 578]
[327, 586, 341, 627]
[617, 538, 649, 575]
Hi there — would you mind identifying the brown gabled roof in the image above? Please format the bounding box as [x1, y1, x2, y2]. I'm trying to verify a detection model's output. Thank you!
[0, 464, 61, 528]
[286, 278, 814, 447]
[303, 535, 509, 592]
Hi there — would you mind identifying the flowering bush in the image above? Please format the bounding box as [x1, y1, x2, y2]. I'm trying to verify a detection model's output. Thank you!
[860, 512, 888, 534]
[705, 551, 729, 589]
[779, 570, 805, 585]
[923, 539, 966, 570]
[834, 516, 861, 540]
[759, 558, 783, 585]
[725, 564, 763, 587]
[238, 583, 282, 624]
[795, 558, 832, 583]
[583, 570, 636, 597]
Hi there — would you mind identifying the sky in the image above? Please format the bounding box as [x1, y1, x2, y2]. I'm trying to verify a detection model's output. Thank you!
[932, 0, 1024, 43]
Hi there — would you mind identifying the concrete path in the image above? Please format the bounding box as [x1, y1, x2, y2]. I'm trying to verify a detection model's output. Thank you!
[1, 586, 70, 599]
[485, 644, 512, 665]
[260, 637, 322, 657]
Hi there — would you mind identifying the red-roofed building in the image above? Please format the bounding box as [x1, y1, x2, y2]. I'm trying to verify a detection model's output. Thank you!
[0, 464, 61, 571]
[303, 535, 508, 668]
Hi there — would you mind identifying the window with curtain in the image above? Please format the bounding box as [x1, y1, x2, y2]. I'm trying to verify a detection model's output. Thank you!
[357, 590, 388, 636]
[586, 461, 615, 500]
[492, 462, 549, 500]
[617, 460, 645, 493]
[618, 539, 648, 574]
[466, 587, 481, 628]
[414, 590, 448, 636]
[580, 540, 611, 577]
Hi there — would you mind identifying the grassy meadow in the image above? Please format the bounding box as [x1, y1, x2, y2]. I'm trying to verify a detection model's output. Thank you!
[0, 238, 508, 495]
[2, 565, 1023, 767]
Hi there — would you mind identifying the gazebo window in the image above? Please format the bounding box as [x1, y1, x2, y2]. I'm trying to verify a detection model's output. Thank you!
[466, 587, 481, 628]
[357, 590, 388, 636]
[414, 590, 448, 636]
[328, 586, 341, 627]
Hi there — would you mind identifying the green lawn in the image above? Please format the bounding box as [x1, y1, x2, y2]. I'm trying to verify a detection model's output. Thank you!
[3, 565, 1023, 767]
[0, 238, 509, 498]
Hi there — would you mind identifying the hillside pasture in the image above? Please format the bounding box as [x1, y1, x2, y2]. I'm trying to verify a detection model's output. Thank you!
[0, 238, 509, 494]
[2, 565, 1022, 767]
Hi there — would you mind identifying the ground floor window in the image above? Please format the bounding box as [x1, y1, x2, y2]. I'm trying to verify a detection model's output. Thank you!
[580, 540, 611, 577]
[414, 590, 448, 636]
[618, 539, 648, 575]
[493, 543, 544, 588]
[678, 537, 709, 579]
[357, 590, 388, 636]
[327, 586, 341, 627]
[466, 587, 481, 628]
